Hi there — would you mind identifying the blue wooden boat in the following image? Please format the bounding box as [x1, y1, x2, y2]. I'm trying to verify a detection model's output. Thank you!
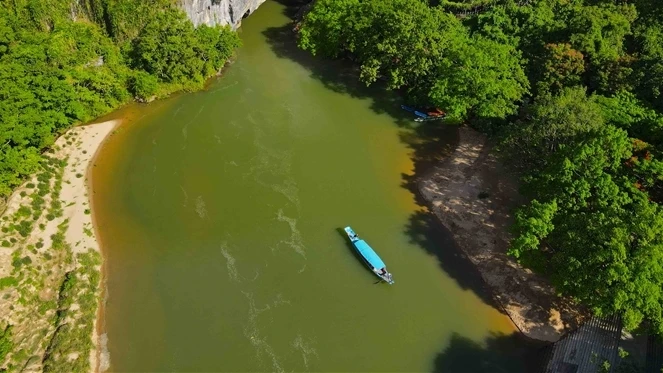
[344, 226, 394, 284]
[401, 105, 428, 118]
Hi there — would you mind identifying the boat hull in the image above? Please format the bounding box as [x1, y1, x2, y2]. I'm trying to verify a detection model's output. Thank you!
[344, 227, 394, 284]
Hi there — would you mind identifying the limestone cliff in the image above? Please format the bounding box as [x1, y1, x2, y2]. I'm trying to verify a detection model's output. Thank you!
[179, 0, 266, 29]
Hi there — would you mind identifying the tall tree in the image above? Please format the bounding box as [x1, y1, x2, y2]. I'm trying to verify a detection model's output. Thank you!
[500, 87, 603, 170]
[428, 33, 529, 119]
[510, 125, 663, 333]
[536, 43, 585, 95]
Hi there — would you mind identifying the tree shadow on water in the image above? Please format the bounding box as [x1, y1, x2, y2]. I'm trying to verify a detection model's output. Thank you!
[262, 2, 514, 313]
[270, 0, 310, 19]
[434, 332, 548, 373]
[405, 209, 504, 311]
[265, 0, 528, 331]
[261, 21, 413, 127]
[398, 122, 509, 312]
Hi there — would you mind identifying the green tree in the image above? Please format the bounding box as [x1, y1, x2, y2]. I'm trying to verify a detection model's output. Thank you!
[632, 23, 663, 110]
[0, 0, 240, 199]
[428, 34, 529, 119]
[131, 8, 204, 86]
[344, 0, 456, 89]
[297, 0, 359, 58]
[536, 43, 585, 94]
[194, 24, 241, 77]
[510, 125, 663, 333]
[501, 87, 603, 170]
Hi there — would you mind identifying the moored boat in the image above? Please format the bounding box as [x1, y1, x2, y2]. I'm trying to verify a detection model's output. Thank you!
[343, 226, 395, 284]
[414, 115, 446, 122]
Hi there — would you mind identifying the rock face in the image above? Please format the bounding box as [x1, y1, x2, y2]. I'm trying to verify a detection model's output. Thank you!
[178, 0, 266, 29]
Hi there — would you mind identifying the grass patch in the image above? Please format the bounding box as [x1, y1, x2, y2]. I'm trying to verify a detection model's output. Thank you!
[12, 256, 32, 270]
[83, 227, 93, 237]
[16, 220, 33, 237]
[0, 325, 13, 363]
[47, 160, 66, 219]
[0, 276, 18, 290]
[42, 251, 101, 373]
[16, 206, 31, 218]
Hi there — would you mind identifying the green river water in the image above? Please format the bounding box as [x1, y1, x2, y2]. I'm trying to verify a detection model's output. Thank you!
[93, 1, 530, 371]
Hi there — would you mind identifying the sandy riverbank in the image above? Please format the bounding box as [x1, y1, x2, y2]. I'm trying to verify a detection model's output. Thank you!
[418, 126, 584, 342]
[0, 120, 118, 372]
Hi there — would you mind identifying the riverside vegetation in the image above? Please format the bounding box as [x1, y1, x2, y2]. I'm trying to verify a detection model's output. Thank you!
[1, 0, 240, 371]
[0, 0, 241, 200]
[298, 0, 663, 336]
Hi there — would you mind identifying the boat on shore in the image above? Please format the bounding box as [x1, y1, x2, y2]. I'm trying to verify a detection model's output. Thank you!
[401, 105, 446, 122]
[344, 226, 395, 284]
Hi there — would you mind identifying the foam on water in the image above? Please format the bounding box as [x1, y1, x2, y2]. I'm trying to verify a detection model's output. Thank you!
[220, 243, 241, 282]
[272, 293, 290, 307]
[275, 209, 306, 258]
[242, 291, 284, 373]
[179, 185, 189, 207]
[211, 81, 238, 93]
[271, 178, 300, 211]
[99, 333, 111, 372]
[195, 196, 207, 219]
[291, 334, 318, 370]
[246, 128, 302, 210]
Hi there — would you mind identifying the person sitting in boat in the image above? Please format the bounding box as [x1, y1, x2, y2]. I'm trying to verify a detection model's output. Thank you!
[380, 268, 387, 275]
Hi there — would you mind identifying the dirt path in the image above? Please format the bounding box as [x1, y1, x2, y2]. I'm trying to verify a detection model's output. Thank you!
[418, 126, 583, 342]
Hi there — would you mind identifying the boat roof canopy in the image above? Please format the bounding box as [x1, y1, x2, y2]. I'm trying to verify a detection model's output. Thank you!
[354, 239, 386, 269]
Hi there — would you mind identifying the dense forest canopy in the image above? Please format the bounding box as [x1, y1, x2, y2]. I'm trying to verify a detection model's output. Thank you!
[0, 0, 240, 198]
[300, 0, 663, 334]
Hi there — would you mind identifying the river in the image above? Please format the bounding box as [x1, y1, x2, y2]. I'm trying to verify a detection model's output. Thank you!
[92, 1, 529, 371]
